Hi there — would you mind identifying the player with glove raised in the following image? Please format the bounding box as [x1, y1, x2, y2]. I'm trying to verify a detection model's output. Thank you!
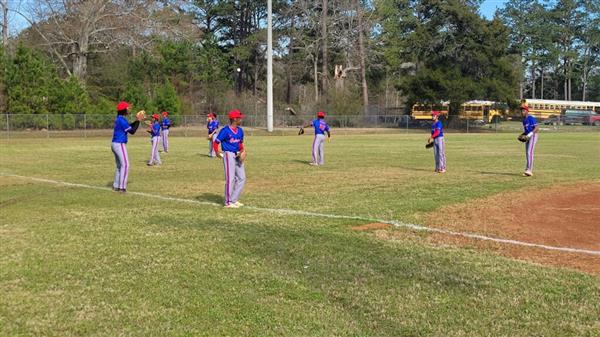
[300, 111, 330, 166]
[111, 102, 145, 193]
[519, 104, 539, 177]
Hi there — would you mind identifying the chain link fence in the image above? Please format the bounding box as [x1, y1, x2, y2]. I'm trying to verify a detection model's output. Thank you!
[1, 113, 598, 139]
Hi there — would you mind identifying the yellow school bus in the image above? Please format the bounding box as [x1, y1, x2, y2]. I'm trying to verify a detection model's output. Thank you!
[521, 99, 600, 120]
[459, 100, 507, 123]
[411, 102, 449, 120]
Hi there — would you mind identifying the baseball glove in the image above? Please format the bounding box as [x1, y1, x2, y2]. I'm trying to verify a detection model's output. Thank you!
[298, 127, 304, 135]
[425, 142, 434, 149]
[517, 133, 528, 142]
[136, 110, 146, 121]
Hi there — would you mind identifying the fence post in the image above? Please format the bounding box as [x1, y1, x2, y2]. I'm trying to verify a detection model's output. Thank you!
[466, 118, 469, 134]
[83, 114, 87, 139]
[406, 116, 409, 133]
[5, 114, 9, 141]
[46, 114, 50, 138]
[184, 115, 188, 137]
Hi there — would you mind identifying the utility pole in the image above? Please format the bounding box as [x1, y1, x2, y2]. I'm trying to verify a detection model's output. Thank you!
[267, 0, 274, 132]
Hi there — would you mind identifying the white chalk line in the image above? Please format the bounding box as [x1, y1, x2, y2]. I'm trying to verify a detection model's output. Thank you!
[2, 172, 600, 257]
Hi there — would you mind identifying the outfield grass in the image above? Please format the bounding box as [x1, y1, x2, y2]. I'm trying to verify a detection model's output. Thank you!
[1, 132, 599, 336]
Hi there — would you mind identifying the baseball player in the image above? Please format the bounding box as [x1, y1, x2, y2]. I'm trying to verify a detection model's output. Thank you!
[161, 111, 171, 153]
[213, 110, 246, 208]
[302, 111, 330, 166]
[147, 113, 162, 166]
[207, 113, 220, 157]
[111, 101, 144, 193]
[428, 111, 446, 173]
[520, 104, 539, 176]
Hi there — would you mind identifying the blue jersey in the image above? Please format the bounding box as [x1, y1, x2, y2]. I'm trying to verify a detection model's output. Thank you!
[208, 120, 220, 134]
[216, 125, 244, 153]
[161, 118, 171, 130]
[523, 115, 537, 134]
[431, 120, 444, 138]
[150, 122, 161, 137]
[312, 119, 330, 135]
[112, 115, 132, 143]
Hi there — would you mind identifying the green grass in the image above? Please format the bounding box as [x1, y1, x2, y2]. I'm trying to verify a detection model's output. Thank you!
[1, 132, 599, 336]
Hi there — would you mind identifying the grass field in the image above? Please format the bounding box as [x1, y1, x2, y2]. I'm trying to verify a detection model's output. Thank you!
[1, 132, 599, 336]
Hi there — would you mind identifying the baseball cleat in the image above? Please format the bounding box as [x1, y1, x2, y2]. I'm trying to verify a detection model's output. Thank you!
[438, 169, 446, 173]
[234, 201, 244, 207]
[309, 162, 319, 166]
[118, 189, 127, 193]
[224, 203, 240, 208]
[523, 171, 533, 177]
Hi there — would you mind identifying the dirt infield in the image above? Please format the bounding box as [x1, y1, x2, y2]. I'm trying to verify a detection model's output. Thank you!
[416, 183, 600, 274]
[363, 183, 600, 274]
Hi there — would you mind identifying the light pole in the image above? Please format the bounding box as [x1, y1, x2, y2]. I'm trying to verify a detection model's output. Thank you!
[267, 0, 274, 132]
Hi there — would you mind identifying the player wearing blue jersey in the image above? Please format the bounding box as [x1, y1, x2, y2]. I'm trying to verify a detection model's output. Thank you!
[111, 101, 144, 192]
[161, 111, 171, 153]
[302, 111, 330, 166]
[207, 113, 220, 157]
[214, 110, 246, 208]
[520, 104, 539, 177]
[147, 113, 162, 166]
[428, 111, 446, 173]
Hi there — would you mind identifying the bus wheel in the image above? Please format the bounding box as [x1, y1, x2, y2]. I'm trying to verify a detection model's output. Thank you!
[594, 121, 600, 126]
[491, 115, 500, 123]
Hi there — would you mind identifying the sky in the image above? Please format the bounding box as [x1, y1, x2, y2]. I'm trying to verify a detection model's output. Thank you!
[479, 0, 510, 19]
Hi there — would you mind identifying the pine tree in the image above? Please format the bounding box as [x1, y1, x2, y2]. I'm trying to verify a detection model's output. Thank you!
[154, 80, 181, 115]
[6, 45, 60, 115]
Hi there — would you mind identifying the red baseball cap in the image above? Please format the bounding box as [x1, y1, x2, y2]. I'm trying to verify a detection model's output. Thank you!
[161, 111, 168, 117]
[431, 110, 440, 116]
[317, 111, 326, 118]
[228, 109, 244, 119]
[207, 113, 216, 118]
[520, 104, 529, 112]
[117, 101, 130, 111]
[152, 113, 160, 120]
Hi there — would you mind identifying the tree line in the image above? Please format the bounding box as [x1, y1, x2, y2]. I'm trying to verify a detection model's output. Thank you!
[0, 0, 598, 118]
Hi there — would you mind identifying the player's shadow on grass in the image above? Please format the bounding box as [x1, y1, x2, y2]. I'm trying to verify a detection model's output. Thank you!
[196, 193, 223, 204]
[394, 166, 435, 173]
[291, 159, 312, 165]
[473, 171, 522, 177]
